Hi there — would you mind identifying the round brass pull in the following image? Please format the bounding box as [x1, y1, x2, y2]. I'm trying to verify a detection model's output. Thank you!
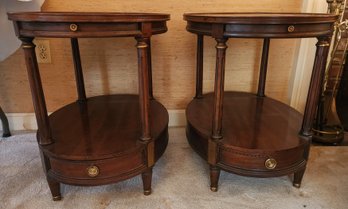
[287, 25, 295, 33]
[265, 158, 277, 169]
[86, 165, 99, 177]
[70, 23, 78, 32]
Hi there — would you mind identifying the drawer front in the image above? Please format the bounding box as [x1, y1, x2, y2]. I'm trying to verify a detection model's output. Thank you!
[219, 146, 305, 171]
[17, 21, 168, 38]
[224, 23, 332, 38]
[50, 151, 146, 180]
[19, 22, 141, 37]
[186, 21, 332, 38]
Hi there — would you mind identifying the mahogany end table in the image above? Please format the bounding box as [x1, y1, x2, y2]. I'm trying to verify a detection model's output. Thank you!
[184, 12, 337, 191]
[8, 12, 170, 200]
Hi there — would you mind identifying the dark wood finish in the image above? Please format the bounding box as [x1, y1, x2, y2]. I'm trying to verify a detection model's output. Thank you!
[136, 37, 152, 142]
[47, 177, 61, 201]
[0, 106, 11, 137]
[184, 13, 337, 191]
[301, 37, 331, 137]
[71, 38, 86, 102]
[257, 38, 270, 97]
[195, 34, 204, 98]
[293, 167, 306, 188]
[20, 37, 52, 145]
[211, 38, 227, 140]
[8, 12, 169, 38]
[184, 13, 337, 38]
[209, 166, 220, 192]
[141, 167, 153, 195]
[187, 92, 306, 175]
[144, 38, 154, 100]
[8, 12, 170, 200]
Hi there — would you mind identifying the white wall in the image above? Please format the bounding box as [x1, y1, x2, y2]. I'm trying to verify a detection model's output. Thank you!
[289, 0, 328, 112]
[0, 0, 44, 61]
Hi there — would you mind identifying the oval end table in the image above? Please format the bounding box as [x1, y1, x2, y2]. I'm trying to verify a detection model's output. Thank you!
[184, 12, 337, 191]
[8, 12, 170, 200]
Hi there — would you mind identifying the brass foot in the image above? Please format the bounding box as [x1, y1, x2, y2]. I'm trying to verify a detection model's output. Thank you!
[144, 189, 152, 196]
[52, 195, 62, 201]
[210, 186, 218, 192]
[293, 183, 301, 188]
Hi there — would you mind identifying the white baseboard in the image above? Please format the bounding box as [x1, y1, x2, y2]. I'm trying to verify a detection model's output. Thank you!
[0, 110, 186, 131]
[168, 109, 186, 127]
[1, 113, 38, 131]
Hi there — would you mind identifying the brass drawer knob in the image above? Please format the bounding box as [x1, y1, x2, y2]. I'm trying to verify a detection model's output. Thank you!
[87, 165, 99, 177]
[265, 158, 277, 169]
[287, 25, 295, 33]
[70, 23, 78, 32]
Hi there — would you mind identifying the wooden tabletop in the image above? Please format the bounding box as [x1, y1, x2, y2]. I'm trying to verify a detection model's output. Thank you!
[184, 12, 338, 38]
[184, 12, 337, 24]
[8, 12, 170, 38]
[8, 12, 170, 22]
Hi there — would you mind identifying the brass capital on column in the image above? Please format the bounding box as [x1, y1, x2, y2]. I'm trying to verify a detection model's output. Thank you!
[316, 37, 330, 47]
[20, 37, 35, 49]
[135, 37, 148, 49]
[215, 38, 228, 49]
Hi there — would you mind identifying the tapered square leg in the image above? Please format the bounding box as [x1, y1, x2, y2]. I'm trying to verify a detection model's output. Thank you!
[47, 177, 61, 201]
[293, 167, 306, 188]
[142, 167, 153, 195]
[210, 166, 220, 192]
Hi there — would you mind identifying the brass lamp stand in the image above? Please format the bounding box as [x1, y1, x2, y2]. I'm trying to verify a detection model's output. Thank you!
[313, 0, 347, 144]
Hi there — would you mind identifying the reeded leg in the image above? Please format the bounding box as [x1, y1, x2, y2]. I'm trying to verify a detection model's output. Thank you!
[293, 167, 306, 188]
[47, 177, 61, 201]
[142, 167, 153, 195]
[210, 166, 220, 192]
[195, 34, 204, 99]
[20, 37, 52, 145]
[144, 37, 154, 100]
[300, 37, 330, 136]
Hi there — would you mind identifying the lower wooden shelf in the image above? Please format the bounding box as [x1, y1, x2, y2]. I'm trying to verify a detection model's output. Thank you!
[186, 92, 309, 180]
[39, 94, 168, 186]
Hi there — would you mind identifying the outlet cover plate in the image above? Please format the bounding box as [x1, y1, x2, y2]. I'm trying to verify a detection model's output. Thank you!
[34, 39, 51, 64]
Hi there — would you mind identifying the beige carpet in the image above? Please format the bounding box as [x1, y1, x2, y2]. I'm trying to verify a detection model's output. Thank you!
[0, 127, 347, 209]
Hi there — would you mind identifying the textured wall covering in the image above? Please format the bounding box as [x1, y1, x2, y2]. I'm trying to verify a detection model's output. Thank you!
[0, 0, 302, 113]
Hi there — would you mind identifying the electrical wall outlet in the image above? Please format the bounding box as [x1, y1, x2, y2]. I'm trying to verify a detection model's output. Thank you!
[34, 39, 51, 63]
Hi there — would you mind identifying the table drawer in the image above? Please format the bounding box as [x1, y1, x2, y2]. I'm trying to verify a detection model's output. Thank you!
[19, 22, 141, 37]
[219, 146, 305, 171]
[49, 151, 146, 180]
[224, 23, 332, 38]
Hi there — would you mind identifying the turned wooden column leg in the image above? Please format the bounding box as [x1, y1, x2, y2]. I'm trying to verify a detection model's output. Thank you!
[211, 38, 227, 140]
[297, 37, 330, 188]
[0, 106, 11, 137]
[136, 37, 151, 141]
[71, 38, 87, 102]
[300, 37, 330, 137]
[136, 36, 154, 195]
[195, 34, 204, 99]
[210, 166, 220, 192]
[144, 38, 154, 100]
[208, 38, 228, 191]
[141, 167, 153, 195]
[257, 38, 270, 97]
[20, 37, 52, 145]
